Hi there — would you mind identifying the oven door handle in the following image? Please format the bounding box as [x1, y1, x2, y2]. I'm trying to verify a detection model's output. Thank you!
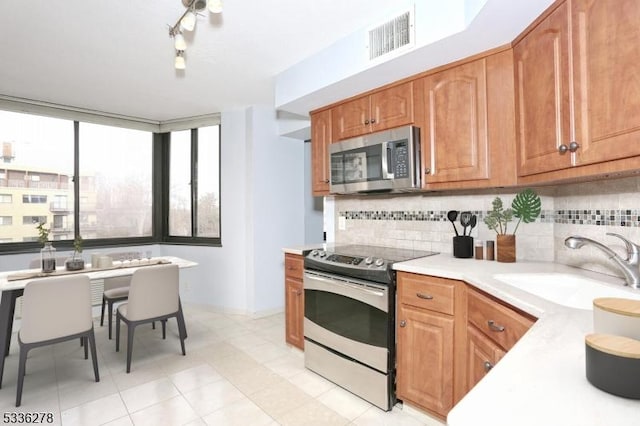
[304, 272, 385, 297]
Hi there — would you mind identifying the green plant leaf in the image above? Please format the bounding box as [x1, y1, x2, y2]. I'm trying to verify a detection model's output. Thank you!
[511, 188, 541, 223]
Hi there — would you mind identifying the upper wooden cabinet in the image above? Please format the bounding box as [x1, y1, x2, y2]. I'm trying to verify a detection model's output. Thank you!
[416, 50, 516, 189]
[310, 109, 332, 196]
[571, 0, 640, 166]
[514, 0, 640, 181]
[513, 1, 571, 176]
[331, 81, 414, 141]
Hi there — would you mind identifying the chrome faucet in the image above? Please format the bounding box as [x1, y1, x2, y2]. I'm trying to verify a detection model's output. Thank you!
[564, 233, 640, 289]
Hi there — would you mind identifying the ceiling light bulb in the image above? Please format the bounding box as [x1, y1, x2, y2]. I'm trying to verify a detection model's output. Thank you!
[208, 0, 223, 13]
[180, 11, 196, 31]
[175, 51, 186, 70]
[174, 33, 187, 50]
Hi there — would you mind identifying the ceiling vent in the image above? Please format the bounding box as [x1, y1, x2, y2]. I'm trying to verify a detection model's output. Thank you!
[367, 10, 414, 61]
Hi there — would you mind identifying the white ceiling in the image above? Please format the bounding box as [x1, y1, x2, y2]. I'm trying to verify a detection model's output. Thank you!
[0, 1, 552, 123]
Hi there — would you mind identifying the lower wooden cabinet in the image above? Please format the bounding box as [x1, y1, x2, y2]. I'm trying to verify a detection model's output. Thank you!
[396, 272, 536, 418]
[465, 324, 505, 393]
[464, 286, 535, 393]
[396, 272, 466, 419]
[397, 304, 454, 417]
[284, 254, 304, 350]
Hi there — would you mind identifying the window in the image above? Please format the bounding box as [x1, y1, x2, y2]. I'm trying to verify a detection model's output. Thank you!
[22, 194, 47, 203]
[167, 125, 220, 242]
[0, 108, 221, 251]
[0, 110, 74, 243]
[23, 216, 47, 225]
[79, 123, 153, 239]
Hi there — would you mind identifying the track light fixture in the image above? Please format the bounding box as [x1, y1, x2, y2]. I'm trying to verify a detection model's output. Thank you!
[168, 0, 224, 69]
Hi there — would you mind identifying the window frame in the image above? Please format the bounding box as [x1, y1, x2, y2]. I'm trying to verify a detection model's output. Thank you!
[161, 128, 222, 247]
[0, 112, 222, 253]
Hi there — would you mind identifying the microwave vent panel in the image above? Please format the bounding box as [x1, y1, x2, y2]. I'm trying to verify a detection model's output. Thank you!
[367, 10, 414, 61]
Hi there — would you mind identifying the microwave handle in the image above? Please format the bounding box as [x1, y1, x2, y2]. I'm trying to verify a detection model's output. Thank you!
[381, 142, 395, 179]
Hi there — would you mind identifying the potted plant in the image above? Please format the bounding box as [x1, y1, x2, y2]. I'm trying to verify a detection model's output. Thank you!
[36, 222, 56, 273]
[65, 235, 85, 271]
[483, 188, 541, 262]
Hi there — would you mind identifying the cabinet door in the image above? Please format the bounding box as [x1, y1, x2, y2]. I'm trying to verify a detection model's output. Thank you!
[370, 81, 414, 133]
[465, 324, 505, 394]
[310, 109, 331, 196]
[422, 59, 488, 183]
[397, 304, 454, 417]
[285, 277, 304, 350]
[331, 96, 370, 141]
[572, 0, 640, 165]
[514, 2, 572, 176]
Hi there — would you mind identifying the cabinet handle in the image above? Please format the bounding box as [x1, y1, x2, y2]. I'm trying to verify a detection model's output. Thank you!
[416, 293, 433, 300]
[558, 144, 568, 154]
[370, 118, 376, 124]
[399, 320, 407, 327]
[569, 141, 580, 152]
[296, 290, 302, 295]
[488, 320, 505, 332]
[364, 119, 370, 125]
[484, 361, 494, 372]
[324, 179, 329, 183]
[424, 167, 431, 174]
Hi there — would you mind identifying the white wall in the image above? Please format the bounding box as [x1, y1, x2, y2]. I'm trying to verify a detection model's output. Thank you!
[162, 108, 251, 314]
[163, 106, 307, 316]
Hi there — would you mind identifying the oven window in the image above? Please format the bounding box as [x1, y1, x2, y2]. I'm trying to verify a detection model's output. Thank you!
[305, 289, 387, 348]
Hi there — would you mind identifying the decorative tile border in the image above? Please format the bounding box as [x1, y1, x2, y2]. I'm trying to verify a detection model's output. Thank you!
[340, 209, 640, 227]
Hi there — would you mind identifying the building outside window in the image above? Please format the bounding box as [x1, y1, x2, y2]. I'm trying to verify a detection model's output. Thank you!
[0, 110, 74, 243]
[22, 194, 47, 203]
[0, 216, 12, 225]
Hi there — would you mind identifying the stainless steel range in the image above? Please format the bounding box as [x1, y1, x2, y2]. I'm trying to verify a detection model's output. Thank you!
[303, 244, 438, 410]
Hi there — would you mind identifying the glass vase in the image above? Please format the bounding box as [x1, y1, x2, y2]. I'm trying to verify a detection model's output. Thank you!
[41, 242, 57, 273]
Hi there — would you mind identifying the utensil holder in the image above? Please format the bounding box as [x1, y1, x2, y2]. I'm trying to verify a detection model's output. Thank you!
[453, 236, 474, 258]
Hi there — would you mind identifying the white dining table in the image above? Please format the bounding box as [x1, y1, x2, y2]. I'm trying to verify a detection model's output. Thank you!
[0, 256, 197, 388]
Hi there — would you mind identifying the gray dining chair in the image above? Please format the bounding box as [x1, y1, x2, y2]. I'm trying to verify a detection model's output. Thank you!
[17, 275, 99, 407]
[115, 264, 186, 373]
[100, 275, 131, 340]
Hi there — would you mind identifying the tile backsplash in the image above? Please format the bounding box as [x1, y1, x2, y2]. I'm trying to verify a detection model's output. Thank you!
[331, 176, 640, 280]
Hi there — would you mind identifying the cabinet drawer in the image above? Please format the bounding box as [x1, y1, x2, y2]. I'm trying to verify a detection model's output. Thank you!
[467, 287, 535, 351]
[398, 273, 455, 315]
[284, 254, 304, 280]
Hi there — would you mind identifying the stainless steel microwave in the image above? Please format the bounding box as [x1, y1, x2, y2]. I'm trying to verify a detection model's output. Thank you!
[329, 126, 421, 194]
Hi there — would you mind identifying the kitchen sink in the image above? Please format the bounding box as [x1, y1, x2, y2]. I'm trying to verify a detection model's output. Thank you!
[493, 273, 640, 310]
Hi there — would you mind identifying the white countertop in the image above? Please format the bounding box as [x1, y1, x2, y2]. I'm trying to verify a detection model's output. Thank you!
[393, 255, 640, 426]
[282, 243, 324, 256]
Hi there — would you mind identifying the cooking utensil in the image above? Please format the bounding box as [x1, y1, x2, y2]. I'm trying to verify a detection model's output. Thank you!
[447, 210, 460, 236]
[468, 214, 477, 236]
[460, 211, 472, 236]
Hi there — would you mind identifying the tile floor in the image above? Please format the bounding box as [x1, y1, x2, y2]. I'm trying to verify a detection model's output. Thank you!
[0, 305, 445, 425]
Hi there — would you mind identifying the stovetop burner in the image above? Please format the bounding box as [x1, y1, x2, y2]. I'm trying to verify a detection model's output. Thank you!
[327, 244, 438, 263]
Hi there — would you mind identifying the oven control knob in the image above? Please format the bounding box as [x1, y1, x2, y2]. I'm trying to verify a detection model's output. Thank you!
[364, 256, 374, 265]
[310, 250, 319, 257]
[318, 250, 326, 257]
[374, 258, 385, 267]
